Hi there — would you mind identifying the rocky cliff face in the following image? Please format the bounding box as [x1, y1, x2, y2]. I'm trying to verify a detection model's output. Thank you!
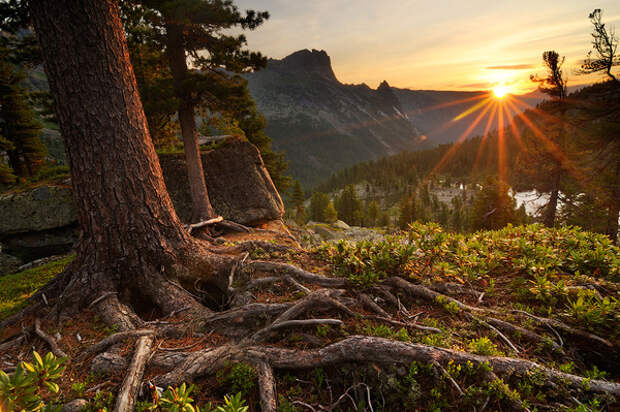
[245, 49, 421, 187]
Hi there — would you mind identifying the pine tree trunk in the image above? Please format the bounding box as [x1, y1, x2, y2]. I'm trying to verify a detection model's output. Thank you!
[543, 168, 561, 228]
[29, 0, 230, 325]
[605, 159, 620, 244]
[165, 22, 215, 223]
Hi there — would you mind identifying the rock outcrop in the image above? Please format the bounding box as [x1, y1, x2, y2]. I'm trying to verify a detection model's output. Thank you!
[0, 185, 77, 236]
[0, 138, 285, 271]
[0, 185, 79, 264]
[159, 137, 284, 226]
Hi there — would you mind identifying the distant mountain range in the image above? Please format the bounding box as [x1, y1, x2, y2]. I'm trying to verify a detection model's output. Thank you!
[245, 49, 546, 187]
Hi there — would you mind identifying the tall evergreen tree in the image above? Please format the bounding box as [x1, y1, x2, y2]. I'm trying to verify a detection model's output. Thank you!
[290, 180, 306, 224]
[121, 2, 179, 147]
[310, 192, 337, 223]
[570, 81, 620, 242]
[469, 176, 518, 231]
[0, 55, 46, 179]
[398, 194, 416, 229]
[525, 51, 569, 227]
[366, 200, 379, 227]
[335, 185, 363, 225]
[124, 0, 269, 224]
[0, 132, 16, 185]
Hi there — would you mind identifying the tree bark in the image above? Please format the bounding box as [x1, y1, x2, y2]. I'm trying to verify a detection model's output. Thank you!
[543, 166, 561, 227]
[165, 21, 215, 223]
[605, 158, 620, 244]
[29, 0, 230, 321]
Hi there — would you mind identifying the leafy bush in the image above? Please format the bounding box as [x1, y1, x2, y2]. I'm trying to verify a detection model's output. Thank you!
[0, 351, 66, 411]
[217, 363, 257, 398]
[467, 337, 501, 356]
[566, 292, 619, 332]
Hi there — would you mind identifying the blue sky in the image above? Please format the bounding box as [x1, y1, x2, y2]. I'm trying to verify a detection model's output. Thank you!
[234, 1, 620, 92]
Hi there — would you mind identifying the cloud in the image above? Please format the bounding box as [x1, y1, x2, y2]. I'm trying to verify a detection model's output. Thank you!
[459, 82, 491, 89]
[485, 64, 535, 70]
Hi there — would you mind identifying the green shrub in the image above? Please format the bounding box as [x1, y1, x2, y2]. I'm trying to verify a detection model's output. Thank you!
[468, 337, 501, 356]
[0, 351, 66, 412]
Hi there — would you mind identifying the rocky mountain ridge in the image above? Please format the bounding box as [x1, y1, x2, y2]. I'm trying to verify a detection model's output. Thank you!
[245, 49, 421, 187]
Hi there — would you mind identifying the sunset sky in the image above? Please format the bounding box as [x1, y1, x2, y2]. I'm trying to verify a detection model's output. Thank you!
[234, 0, 620, 94]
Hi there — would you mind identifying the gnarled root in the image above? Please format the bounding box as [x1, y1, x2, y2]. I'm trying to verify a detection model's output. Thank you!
[156, 336, 620, 401]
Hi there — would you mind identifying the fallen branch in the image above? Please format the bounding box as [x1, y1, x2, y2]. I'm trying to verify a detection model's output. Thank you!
[114, 335, 154, 412]
[257, 361, 277, 412]
[512, 310, 613, 348]
[87, 291, 118, 309]
[285, 275, 312, 295]
[156, 336, 620, 398]
[483, 317, 563, 353]
[366, 315, 442, 334]
[78, 329, 154, 361]
[270, 319, 343, 331]
[472, 316, 520, 354]
[217, 220, 252, 233]
[34, 318, 68, 359]
[185, 216, 224, 233]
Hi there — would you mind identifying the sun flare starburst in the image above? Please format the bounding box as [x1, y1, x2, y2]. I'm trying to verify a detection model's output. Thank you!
[493, 85, 509, 98]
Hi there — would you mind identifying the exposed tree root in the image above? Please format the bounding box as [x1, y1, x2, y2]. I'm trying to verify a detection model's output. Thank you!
[386, 276, 614, 354]
[248, 261, 346, 288]
[483, 316, 563, 353]
[257, 360, 278, 412]
[77, 329, 155, 362]
[114, 335, 154, 412]
[213, 240, 296, 255]
[4, 239, 618, 412]
[155, 336, 620, 399]
[512, 310, 614, 348]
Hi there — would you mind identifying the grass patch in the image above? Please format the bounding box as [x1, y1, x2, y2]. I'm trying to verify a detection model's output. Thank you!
[0, 254, 74, 320]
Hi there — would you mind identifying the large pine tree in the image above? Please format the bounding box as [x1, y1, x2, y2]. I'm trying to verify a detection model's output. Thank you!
[27, 0, 235, 330]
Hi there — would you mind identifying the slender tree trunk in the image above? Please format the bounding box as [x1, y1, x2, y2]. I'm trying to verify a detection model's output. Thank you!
[29, 0, 230, 325]
[165, 21, 215, 223]
[605, 159, 620, 244]
[543, 169, 561, 227]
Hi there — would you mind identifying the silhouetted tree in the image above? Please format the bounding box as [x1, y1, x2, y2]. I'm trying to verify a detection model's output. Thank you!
[581, 9, 619, 82]
[527, 51, 569, 227]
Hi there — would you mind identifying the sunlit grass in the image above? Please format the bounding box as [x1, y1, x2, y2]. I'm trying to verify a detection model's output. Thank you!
[0, 255, 74, 320]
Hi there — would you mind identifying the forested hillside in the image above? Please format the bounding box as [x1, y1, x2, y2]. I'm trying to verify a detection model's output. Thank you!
[310, 80, 619, 239]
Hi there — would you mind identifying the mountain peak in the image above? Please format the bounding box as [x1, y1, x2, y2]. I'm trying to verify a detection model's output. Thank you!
[378, 80, 391, 91]
[273, 49, 338, 81]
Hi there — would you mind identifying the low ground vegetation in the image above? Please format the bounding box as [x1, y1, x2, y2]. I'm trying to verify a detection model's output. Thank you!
[1, 223, 618, 411]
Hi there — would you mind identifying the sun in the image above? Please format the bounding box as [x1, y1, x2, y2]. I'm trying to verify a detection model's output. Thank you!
[492, 85, 510, 99]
